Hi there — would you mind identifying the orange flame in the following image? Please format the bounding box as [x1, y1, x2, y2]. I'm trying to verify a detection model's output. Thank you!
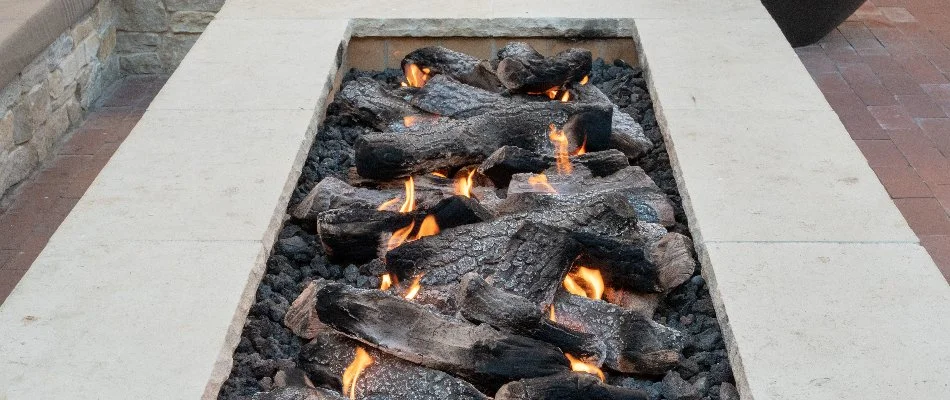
[399, 177, 416, 213]
[548, 305, 557, 322]
[549, 124, 573, 175]
[380, 273, 393, 290]
[527, 173, 557, 194]
[403, 116, 418, 127]
[455, 169, 476, 198]
[544, 87, 559, 100]
[404, 63, 430, 87]
[560, 90, 571, 102]
[580, 75, 589, 85]
[376, 197, 401, 212]
[431, 171, 448, 178]
[387, 220, 416, 251]
[563, 266, 604, 300]
[571, 136, 587, 156]
[414, 215, 440, 240]
[343, 347, 374, 399]
[566, 353, 605, 381]
[404, 275, 423, 300]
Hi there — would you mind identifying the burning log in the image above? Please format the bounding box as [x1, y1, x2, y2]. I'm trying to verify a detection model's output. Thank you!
[604, 288, 661, 318]
[410, 74, 507, 118]
[402, 46, 502, 91]
[456, 273, 606, 363]
[495, 372, 648, 400]
[609, 106, 653, 159]
[299, 329, 490, 400]
[501, 166, 676, 227]
[292, 177, 431, 221]
[353, 102, 611, 180]
[478, 146, 629, 187]
[495, 42, 592, 93]
[284, 280, 330, 339]
[251, 368, 347, 400]
[386, 220, 581, 307]
[552, 292, 685, 374]
[315, 282, 571, 389]
[336, 77, 424, 131]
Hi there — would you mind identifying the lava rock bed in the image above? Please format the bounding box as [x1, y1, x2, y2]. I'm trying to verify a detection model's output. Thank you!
[217, 59, 737, 400]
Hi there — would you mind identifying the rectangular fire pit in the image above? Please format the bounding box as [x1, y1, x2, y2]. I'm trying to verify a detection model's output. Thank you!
[1, 1, 949, 400]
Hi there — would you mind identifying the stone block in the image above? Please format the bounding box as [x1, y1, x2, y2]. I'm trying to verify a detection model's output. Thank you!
[159, 34, 200, 72]
[65, 98, 83, 127]
[170, 11, 215, 33]
[48, 69, 70, 101]
[57, 50, 87, 80]
[80, 35, 102, 64]
[703, 242, 950, 400]
[11, 103, 33, 145]
[0, 145, 38, 195]
[115, 32, 162, 53]
[98, 28, 117, 59]
[0, 111, 12, 151]
[31, 123, 57, 161]
[20, 55, 49, 90]
[47, 34, 75, 72]
[117, 0, 168, 32]
[0, 77, 20, 113]
[70, 13, 98, 44]
[119, 53, 164, 75]
[97, 0, 117, 28]
[23, 82, 51, 127]
[47, 105, 70, 140]
[166, 0, 226, 12]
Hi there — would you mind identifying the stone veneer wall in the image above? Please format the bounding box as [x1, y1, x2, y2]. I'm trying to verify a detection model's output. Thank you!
[115, 0, 225, 74]
[0, 0, 120, 197]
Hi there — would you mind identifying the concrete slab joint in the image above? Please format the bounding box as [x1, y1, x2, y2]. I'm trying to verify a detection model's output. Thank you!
[0, 1, 948, 400]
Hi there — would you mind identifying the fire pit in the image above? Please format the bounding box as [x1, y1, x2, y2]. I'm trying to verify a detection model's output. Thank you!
[217, 39, 733, 400]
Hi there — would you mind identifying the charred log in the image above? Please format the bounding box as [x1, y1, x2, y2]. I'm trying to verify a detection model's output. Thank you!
[495, 372, 648, 400]
[478, 146, 629, 187]
[299, 329, 490, 400]
[316, 208, 413, 262]
[604, 288, 660, 318]
[354, 102, 610, 180]
[456, 273, 606, 363]
[402, 46, 502, 91]
[336, 77, 423, 131]
[292, 177, 399, 221]
[496, 43, 592, 93]
[553, 292, 685, 374]
[410, 74, 508, 118]
[315, 283, 571, 389]
[284, 280, 329, 339]
[609, 106, 653, 159]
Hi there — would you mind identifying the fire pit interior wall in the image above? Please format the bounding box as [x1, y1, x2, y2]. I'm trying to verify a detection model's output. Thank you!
[219, 36, 736, 400]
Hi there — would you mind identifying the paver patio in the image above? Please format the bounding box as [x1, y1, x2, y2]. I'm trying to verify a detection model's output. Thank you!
[796, 0, 950, 281]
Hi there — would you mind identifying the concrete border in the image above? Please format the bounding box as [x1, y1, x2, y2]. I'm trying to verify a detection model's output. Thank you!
[1, 1, 949, 399]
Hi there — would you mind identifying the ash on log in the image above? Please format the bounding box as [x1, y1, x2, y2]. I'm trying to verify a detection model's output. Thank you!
[609, 105, 653, 159]
[336, 77, 425, 131]
[299, 329, 490, 400]
[385, 220, 581, 307]
[478, 146, 629, 187]
[495, 372, 648, 400]
[410, 74, 508, 118]
[291, 177, 440, 222]
[251, 368, 347, 400]
[402, 46, 502, 91]
[315, 283, 571, 389]
[354, 102, 611, 180]
[495, 42, 592, 93]
[284, 280, 330, 339]
[553, 292, 685, 375]
[456, 273, 606, 363]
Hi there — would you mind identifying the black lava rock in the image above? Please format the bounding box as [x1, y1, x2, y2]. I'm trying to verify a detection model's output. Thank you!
[661, 371, 701, 400]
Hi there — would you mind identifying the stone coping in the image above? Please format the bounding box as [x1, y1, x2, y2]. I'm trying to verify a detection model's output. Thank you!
[1, 1, 948, 399]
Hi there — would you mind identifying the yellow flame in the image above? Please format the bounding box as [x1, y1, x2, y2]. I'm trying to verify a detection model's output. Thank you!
[580, 75, 589, 85]
[455, 169, 476, 198]
[387, 221, 416, 251]
[380, 273, 393, 290]
[431, 171, 448, 178]
[549, 124, 573, 175]
[343, 347, 374, 399]
[571, 136, 587, 156]
[404, 63, 430, 87]
[399, 177, 416, 213]
[404, 275, 423, 300]
[563, 266, 604, 300]
[527, 173, 557, 194]
[566, 353, 604, 381]
[560, 90, 571, 102]
[377, 197, 401, 212]
[544, 87, 559, 100]
[414, 215, 440, 240]
[548, 305, 557, 322]
[403, 116, 418, 127]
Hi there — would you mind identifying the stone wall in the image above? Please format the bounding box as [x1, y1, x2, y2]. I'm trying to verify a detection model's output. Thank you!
[0, 0, 121, 197]
[115, 0, 225, 74]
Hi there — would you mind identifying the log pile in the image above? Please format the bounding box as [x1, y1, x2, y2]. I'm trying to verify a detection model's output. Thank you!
[251, 41, 699, 400]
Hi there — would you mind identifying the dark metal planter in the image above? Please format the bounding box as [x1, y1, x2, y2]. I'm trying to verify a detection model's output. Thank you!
[761, 0, 867, 47]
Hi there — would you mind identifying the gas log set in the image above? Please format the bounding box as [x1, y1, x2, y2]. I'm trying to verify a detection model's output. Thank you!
[222, 42, 736, 400]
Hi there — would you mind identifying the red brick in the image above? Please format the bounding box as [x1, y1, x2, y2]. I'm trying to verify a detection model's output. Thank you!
[868, 105, 918, 129]
[893, 197, 950, 235]
[931, 183, 950, 212]
[872, 164, 933, 197]
[58, 128, 112, 156]
[896, 94, 947, 117]
[893, 53, 949, 84]
[870, 26, 921, 57]
[877, 72, 927, 94]
[917, 118, 950, 156]
[855, 139, 910, 166]
[839, 63, 898, 105]
[922, 83, 950, 105]
[797, 51, 839, 75]
[814, 72, 853, 93]
[862, 54, 908, 75]
[919, 235, 950, 281]
[879, 7, 918, 23]
[0, 267, 28, 303]
[889, 128, 950, 184]
[839, 21, 890, 55]
[822, 92, 891, 139]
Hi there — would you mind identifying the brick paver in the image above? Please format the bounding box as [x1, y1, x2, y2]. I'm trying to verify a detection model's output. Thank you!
[0, 76, 166, 302]
[798, 0, 950, 281]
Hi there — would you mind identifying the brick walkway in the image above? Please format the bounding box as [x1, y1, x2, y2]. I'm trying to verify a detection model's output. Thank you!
[797, 0, 950, 281]
[0, 76, 166, 302]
